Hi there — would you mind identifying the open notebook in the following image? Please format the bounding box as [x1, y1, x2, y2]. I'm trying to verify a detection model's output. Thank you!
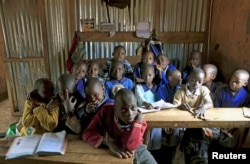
[138, 99, 176, 113]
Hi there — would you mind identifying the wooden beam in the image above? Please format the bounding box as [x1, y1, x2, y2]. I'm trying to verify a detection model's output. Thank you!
[77, 31, 205, 43]
[158, 32, 205, 43]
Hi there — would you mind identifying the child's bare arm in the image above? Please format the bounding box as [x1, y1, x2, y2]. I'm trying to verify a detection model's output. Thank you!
[142, 102, 154, 109]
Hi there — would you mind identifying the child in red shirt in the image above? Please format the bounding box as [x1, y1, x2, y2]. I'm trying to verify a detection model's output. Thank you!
[82, 88, 157, 163]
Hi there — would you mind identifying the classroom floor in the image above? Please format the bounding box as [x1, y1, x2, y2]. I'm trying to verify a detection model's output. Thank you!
[2, 98, 250, 164]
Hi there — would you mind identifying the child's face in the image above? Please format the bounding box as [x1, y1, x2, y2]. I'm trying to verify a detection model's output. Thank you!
[157, 55, 169, 70]
[111, 62, 124, 80]
[113, 47, 126, 61]
[142, 68, 155, 85]
[88, 63, 99, 77]
[38, 82, 54, 101]
[189, 53, 201, 68]
[170, 71, 182, 87]
[72, 63, 87, 80]
[187, 73, 204, 92]
[203, 66, 215, 84]
[115, 95, 138, 124]
[229, 73, 247, 93]
[85, 83, 104, 105]
[142, 52, 154, 64]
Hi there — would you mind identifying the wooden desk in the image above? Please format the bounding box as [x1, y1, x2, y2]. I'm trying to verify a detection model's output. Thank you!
[144, 108, 250, 144]
[0, 136, 133, 164]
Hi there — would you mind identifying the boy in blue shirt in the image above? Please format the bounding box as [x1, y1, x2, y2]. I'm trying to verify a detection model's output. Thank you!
[182, 50, 202, 84]
[134, 50, 155, 84]
[100, 45, 133, 81]
[214, 69, 250, 148]
[155, 54, 176, 85]
[105, 59, 134, 101]
[75, 77, 113, 131]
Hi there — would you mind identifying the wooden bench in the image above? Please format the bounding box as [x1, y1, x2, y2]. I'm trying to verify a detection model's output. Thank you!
[0, 135, 133, 164]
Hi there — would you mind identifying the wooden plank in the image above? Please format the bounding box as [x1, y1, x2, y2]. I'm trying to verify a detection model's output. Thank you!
[77, 31, 205, 43]
[0, 138, 133, 164]
[158, 32, 205, 43]
[154, 0, 161, 35]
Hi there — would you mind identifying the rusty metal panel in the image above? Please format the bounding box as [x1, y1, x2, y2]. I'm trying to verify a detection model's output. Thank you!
[44, 0, 71, 83]
[1, 0, 44, 58]
[7, 61, 46, 112]
[160, 0, 208, 32]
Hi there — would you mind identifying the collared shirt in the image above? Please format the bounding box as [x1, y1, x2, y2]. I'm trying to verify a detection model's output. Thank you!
[100, 59, 133, 81]
[173, 85, 212, 108]
[134, 83, 159, 106]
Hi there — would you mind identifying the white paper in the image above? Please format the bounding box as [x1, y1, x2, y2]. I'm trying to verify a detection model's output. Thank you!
[137, 99, 176, 113]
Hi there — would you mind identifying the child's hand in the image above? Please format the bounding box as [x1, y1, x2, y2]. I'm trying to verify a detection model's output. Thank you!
[142, 102, 154, 109]
[63, 89, 77, 114]
[194, 106, 206, 118]
[85, 103, 96, 113]
[46, 98, 55, 113]
[106, 137, 134, 158]
[155, 64, 163, 72]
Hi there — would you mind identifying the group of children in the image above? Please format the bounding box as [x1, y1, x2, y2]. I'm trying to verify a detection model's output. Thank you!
[18, 45, 250, 164]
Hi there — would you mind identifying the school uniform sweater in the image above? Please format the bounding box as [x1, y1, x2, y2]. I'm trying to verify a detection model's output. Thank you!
[82, 104, 147, 151]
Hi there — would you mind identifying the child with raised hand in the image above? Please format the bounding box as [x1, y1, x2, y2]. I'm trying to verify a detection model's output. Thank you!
[134, 49, 155, 84]
[100, 45, 133, 81]
[214, 69, 250, 148]
[82, 88, 157, 164]
[70, 60, 87, 99]
[182, 50, 202, 84]
[155, 54, 176, 85]
[173, 68, 214, 164]
[53, 73, 83, 134]
[202, 64, 218, 100]
[20, 78, 59, 136]
[87, 60, 105, 85]
[105, 59, 134, 101]
[75, 77, 113, 131]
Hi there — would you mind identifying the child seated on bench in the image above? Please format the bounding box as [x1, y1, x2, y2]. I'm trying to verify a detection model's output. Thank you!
[82, 88, 157, 164]
[100, 45, 133, 81]
[20, 78, 59, 135]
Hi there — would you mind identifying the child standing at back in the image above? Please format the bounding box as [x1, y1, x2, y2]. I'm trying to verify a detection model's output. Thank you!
[82, 88, 157, 164]
[155, 54, 176, 85]
[87, 60, 105, 85]
[105, 59, 134, 101]
[214, 69, 250, 148]
[100, 45, 133, 81]
[134, 50, 155, 84]
[173, 68, 214, 164]
[20, 78, 59, 136]
[70, 61, 88, 99]
[182, 50, 202, 84]
[202, 64, 219, 100]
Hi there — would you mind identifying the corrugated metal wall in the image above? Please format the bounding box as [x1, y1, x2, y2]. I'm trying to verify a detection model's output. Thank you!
[77, 0, 207, 69]
[0, 0, 209, 113]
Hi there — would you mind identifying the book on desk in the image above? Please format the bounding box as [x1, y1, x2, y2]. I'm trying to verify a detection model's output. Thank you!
[5, 130, 67, 160]
[138, 99, 177, 113]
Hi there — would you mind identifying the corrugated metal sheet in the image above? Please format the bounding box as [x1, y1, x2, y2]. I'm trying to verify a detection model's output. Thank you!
[160, 0, 208, 32]
[45, 0, 71, 83]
